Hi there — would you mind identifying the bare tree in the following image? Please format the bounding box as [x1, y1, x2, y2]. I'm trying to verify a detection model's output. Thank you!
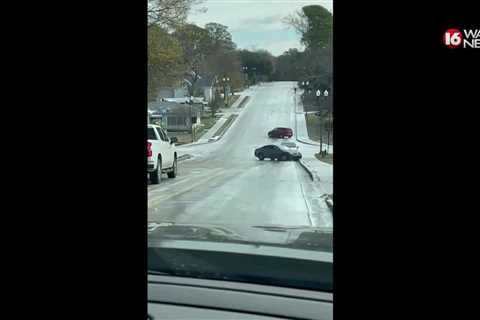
[283, 5, 332, 49]
[282, 10, 308, 38]
[148, 0, 205, 29]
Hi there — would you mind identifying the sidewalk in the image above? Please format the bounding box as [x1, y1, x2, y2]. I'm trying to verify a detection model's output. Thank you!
[299, 146, 333, 194]
[293, 90, 332, 192]
[295, 91, 333, 153]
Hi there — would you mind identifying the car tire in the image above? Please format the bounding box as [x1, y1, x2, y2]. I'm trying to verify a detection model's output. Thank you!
[258, 155, 264, 160]
[150, 158, 161, 184]
[280, 155, 288, 161]
[167, 157, 177, 178]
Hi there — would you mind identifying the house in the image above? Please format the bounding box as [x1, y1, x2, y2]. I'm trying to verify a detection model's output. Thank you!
[156, 86, 189, 101]
[148, 101, 202, 132]
[163, 97, 207, 107]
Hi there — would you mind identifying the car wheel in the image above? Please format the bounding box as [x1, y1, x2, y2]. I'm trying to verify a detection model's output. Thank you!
[280, 155, 288, 161]
[150, 158, 161, 184]
[258, 155, 264, 160]
[167, 157, 177, 178]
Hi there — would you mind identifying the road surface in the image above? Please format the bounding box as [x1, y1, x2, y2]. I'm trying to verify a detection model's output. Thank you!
[148, 82, 332, 229]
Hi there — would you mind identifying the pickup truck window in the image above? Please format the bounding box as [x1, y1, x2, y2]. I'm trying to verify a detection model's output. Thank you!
[148, 127, 157, 140]
[158, 128, 169, 142]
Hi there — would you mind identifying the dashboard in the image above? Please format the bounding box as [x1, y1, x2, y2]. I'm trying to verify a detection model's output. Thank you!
[148, 274, 333, 320]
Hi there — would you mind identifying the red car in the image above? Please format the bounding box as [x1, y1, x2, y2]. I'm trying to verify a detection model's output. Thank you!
[268, 127, 293, 139]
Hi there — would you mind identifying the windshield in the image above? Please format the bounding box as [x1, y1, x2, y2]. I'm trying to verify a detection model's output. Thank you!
[148, 0, 333, 291]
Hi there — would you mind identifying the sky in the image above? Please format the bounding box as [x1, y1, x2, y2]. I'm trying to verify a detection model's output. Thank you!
[187, 0, 333, 56]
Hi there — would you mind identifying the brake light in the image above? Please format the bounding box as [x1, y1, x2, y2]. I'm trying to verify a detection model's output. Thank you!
[147, 142, 152, 157]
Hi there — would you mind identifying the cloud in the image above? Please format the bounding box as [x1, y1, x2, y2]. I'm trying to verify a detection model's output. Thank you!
[186, 0, 329, 55]
[240, 14, 283, 26]
[239, 39, 305, 56]
[231, 14, 289, 32]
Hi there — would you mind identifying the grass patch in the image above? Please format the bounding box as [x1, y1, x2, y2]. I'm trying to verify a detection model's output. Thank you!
[193, 114, 217, 140]
[315, 152, 333, 164]
[213, 114, 238, 137]
[201, 115, 216, 129]
[306, 114, 321, 141]
[223, 94, 240, 108]
[305, 113, 333, 144]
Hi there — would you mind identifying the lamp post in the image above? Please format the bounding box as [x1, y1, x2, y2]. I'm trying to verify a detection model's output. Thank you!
[326, 117, 331, 155]
[242, 66, 248, 87]
[324, 89, 329, 155]
[222, 77, 230, 107]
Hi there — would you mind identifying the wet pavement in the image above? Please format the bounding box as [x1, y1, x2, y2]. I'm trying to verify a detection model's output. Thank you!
[148, 82, 333, 230]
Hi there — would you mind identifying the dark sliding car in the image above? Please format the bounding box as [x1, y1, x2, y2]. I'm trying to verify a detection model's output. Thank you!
[255, 144, 302, 161]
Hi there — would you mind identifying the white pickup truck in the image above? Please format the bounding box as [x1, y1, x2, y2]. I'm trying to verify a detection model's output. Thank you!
[147, 124, 178, 184]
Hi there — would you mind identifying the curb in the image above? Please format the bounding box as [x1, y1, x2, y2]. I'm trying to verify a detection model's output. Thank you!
[325, 199, 333, 211]
[321, 194, 333, 212]
[298, 159, 315, 181]
[237, 96, 250, 108]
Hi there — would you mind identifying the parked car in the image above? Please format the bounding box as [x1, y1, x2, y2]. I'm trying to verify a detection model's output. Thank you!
[268, 127, 293, 139]
[254, 144, 302, 161]
[148, 124, 178, 184]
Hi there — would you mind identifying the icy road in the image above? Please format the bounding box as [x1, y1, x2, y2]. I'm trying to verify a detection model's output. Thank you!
[148, 82, 333, 228]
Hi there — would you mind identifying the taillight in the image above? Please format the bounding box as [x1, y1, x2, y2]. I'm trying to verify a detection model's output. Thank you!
[147, 142, 152, 157]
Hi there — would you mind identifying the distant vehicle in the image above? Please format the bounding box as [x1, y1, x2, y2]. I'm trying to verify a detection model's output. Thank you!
[255, 144, 302, 161]
[148, 124, 178, 184]
[268, 127, 293, 139]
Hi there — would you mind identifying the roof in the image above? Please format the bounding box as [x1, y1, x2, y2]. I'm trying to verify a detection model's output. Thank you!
[148, 101, 202, 116]
[163, 97, 191, 103]
[148, 101, 180, 112]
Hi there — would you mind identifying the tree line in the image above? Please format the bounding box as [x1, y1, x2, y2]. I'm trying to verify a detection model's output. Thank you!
[148, 1, 332, 102]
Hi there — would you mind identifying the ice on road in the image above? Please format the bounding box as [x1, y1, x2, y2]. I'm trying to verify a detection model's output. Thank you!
[148, 82, 332, 229]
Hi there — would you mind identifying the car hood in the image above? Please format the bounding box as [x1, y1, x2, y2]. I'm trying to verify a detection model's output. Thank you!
[148, 221, 332, 252]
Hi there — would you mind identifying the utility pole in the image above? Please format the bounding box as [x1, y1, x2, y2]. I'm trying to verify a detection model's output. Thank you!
[326, 118, 330, 155]
[320, 118, 324, 157]
[189, 99, 194, 143]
